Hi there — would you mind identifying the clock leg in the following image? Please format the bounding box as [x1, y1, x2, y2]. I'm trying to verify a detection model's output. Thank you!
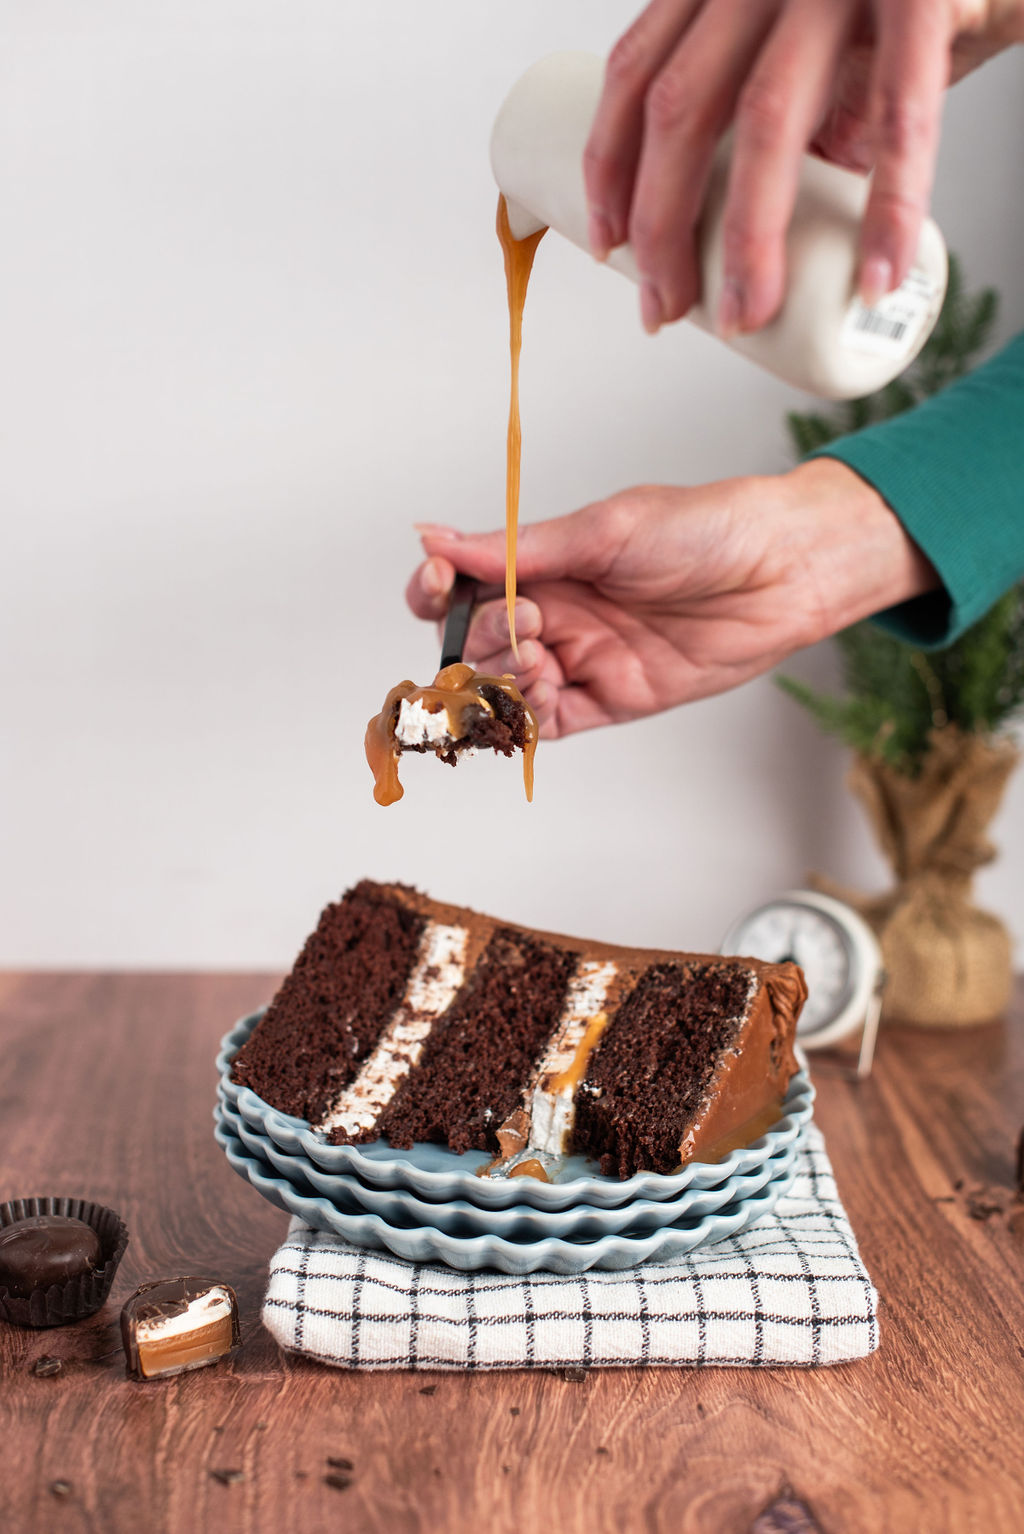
[855, 977, 886, 1080]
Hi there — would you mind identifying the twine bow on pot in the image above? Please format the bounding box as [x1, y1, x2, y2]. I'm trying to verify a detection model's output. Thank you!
[817, 725, 1018, 1028]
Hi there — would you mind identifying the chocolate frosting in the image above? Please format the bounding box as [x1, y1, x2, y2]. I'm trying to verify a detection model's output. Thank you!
[678, 962, 807, 1166]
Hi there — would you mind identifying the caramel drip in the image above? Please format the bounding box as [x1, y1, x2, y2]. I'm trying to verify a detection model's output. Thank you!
[476, 1148, 551, 1183]
[497, 195, 546, 660]
[509, 1159, 550, 1183]
[365, 661, 538, 807]
[495, 1107, 530, 1161]
[546, 1010, 610, 1095]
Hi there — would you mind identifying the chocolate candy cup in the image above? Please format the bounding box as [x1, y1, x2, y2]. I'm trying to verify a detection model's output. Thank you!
[0, 1196, 129, 1329]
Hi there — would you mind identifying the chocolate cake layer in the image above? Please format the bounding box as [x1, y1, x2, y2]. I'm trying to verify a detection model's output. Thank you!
[230, 881, 427, 1122]
[469, 684, 532, 756]
[571, 962, 754, 1177]
[372, 927, 577, 1155]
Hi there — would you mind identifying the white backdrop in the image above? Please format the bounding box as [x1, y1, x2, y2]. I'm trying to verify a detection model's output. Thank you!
[2, 3, 1023, 968]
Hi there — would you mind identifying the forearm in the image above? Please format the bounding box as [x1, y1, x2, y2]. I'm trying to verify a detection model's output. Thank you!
[774, 457, 941, 646]
[808, 329, 1024, 647]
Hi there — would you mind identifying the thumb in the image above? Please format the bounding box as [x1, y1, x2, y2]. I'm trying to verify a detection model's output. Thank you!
[417, 501, 631, 586]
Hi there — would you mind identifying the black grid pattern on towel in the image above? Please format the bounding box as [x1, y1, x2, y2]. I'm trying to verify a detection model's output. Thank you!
[262, 1125, 879, 1372]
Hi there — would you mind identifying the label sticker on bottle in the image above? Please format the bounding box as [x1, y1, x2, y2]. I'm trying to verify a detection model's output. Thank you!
[840, 268, 939, 359]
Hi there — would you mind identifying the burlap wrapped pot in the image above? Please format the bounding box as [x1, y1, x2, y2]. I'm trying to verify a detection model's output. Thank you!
[821, 725, 1018, 1028]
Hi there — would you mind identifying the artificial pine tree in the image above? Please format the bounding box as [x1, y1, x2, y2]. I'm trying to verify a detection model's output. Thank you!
[779, 259, 1021, 1027]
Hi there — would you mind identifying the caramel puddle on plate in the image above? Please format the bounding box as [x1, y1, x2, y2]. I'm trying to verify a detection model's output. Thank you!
[496, 194, 546, 661]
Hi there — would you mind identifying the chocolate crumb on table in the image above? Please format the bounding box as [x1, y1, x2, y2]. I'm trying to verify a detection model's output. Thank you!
[209, 1469, 245, 1487]
[966, 1188, 1005, 1222]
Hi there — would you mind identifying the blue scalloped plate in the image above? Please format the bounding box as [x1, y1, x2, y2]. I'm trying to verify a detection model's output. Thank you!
[213, 1110, 796, 1275]
[215, 1094, 799, 1240]
[218, 1010, 813, 1211]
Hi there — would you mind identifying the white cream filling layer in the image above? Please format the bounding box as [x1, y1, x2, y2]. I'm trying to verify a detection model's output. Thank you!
[137, 1288, 233, 1343]
[527, 960, 618, 1155]
[395, 697, 454, 747]
[318, 921, 468, 1137]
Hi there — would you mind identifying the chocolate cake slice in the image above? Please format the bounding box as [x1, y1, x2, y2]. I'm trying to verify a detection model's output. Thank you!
[231, 882, 807, 1178]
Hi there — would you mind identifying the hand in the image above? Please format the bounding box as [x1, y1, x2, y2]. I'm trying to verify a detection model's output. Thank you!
[583, 0, 1024, 334]
[406, 460, 938, 739]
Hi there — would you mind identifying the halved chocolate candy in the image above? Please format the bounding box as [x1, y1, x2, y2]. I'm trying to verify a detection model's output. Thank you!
[121, 1277, 240, 1380]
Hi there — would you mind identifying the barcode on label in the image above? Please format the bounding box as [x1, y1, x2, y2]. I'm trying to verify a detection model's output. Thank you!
[852, 310, 908, 342]
[840, 268, 938, 361]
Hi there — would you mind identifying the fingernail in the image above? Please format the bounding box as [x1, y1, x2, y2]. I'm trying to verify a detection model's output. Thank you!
[496, 642, 536, 673]
[640, 282, 663, 335]
[588, 210, 612, 262]
[413, 521, 461, 539]
[843, 133, 873, 172]
[859, 256, 893, 308]
[422, 559, 448, 598]
[718, 277, 743, 339]
[507, 605, 535, 641]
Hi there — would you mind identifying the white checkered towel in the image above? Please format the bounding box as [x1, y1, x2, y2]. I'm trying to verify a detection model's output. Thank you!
[262, 1125, 878, 1370]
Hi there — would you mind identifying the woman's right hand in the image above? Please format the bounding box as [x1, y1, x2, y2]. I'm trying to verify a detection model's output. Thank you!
[406, 459, 938, 739]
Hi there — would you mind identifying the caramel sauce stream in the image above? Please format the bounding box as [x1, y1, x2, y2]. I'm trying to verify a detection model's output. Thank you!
[497, 195, 546, 660]
[365, 662, 538, 807]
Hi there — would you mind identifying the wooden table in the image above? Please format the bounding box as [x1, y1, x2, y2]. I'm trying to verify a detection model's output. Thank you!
[1, 972, 1022, 1533]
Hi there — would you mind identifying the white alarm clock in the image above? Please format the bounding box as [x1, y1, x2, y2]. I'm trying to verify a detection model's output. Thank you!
[721, 889, 885, 1077]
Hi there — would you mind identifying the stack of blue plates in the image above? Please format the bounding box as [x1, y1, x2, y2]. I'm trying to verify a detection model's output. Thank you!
[215, 1010, 814, 1275]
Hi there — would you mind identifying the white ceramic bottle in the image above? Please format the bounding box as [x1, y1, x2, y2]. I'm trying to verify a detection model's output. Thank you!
[490, 52, 948, 400]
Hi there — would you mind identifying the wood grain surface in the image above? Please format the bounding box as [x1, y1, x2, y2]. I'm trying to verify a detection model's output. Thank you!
[1, 970, 1022, 1534]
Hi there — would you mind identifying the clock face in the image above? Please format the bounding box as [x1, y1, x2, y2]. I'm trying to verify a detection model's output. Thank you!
[732, 900, 854, 1036]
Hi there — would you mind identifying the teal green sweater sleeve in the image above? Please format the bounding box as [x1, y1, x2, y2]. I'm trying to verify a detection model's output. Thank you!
[809, 329, 1024, 648]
